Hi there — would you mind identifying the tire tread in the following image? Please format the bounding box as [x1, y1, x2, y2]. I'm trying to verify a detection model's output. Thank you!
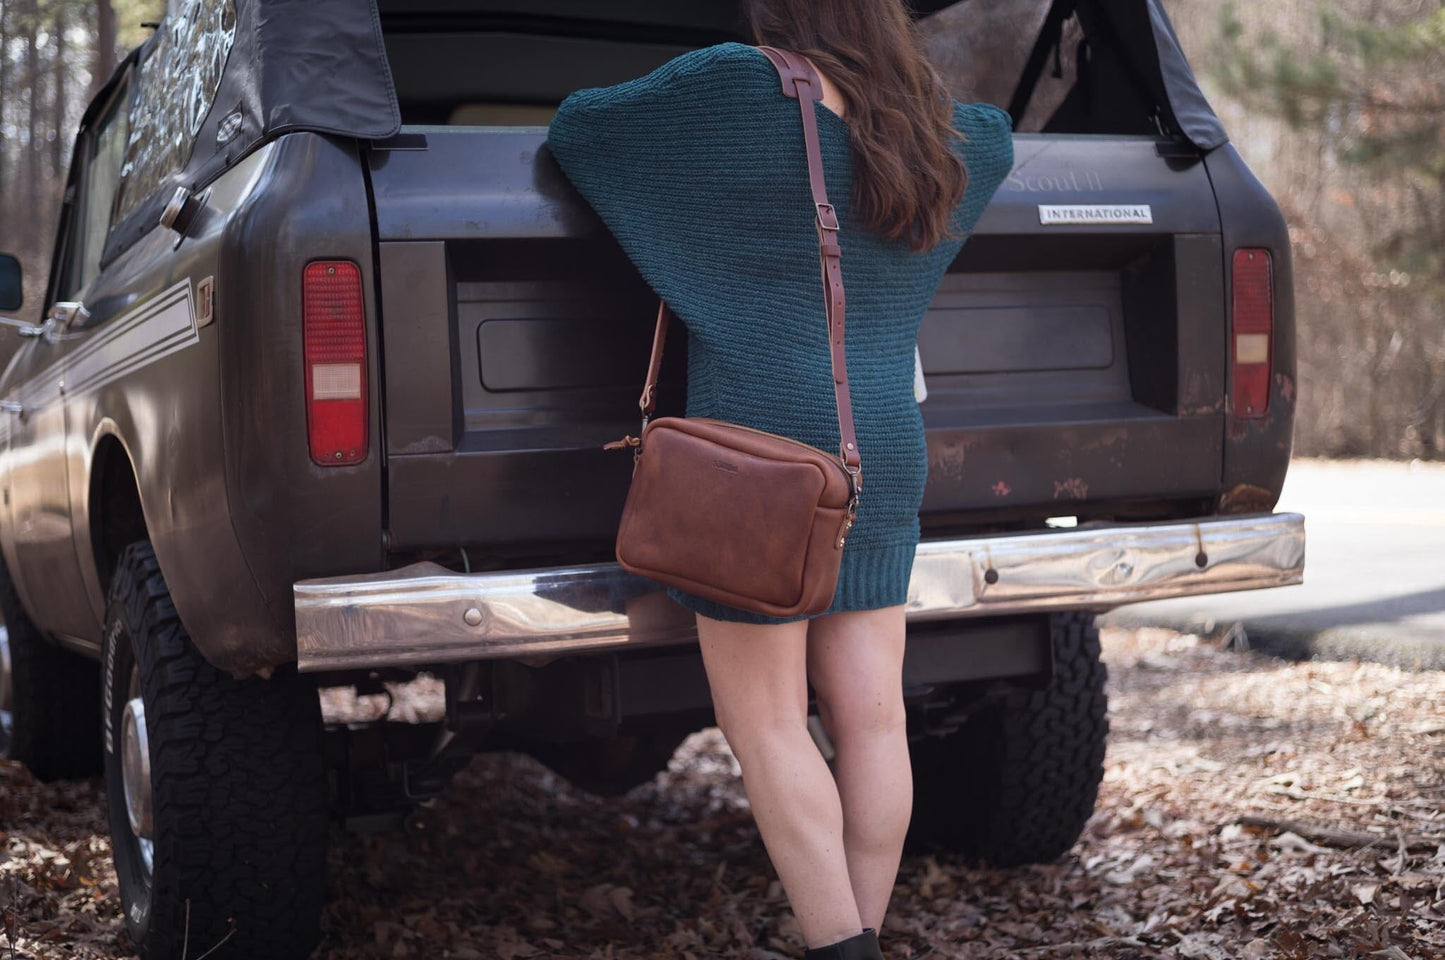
[105, 541, 326, 960]
[906, 611, 1109, 867]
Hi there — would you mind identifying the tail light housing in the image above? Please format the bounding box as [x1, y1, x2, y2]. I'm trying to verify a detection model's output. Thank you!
[1230, 248, 1273, 419]
[302, 260, 368, 464]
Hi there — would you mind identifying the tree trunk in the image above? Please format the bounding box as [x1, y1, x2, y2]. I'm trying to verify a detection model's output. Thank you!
[92, 0, 116, 100]
[0, 0, 10, 230]
[24, 0, 40, 239]
[52, 2, 68, 180]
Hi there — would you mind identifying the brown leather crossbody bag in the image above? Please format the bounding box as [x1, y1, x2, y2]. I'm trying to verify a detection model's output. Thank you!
[601, 46, 862, 618]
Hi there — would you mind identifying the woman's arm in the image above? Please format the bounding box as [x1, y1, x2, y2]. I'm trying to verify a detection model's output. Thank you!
[949, 101, 1016, 236]
[544, 43, 761, 325]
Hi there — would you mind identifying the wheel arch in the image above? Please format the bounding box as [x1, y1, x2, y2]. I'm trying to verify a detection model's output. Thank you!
[86, 425, 148, 602]
[75, 407, 290, 677]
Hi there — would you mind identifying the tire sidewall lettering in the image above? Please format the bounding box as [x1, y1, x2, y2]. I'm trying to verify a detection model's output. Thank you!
[102, 617, 124, 757]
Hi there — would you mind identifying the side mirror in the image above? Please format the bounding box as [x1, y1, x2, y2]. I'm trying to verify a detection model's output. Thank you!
[0, 253, 20, 311]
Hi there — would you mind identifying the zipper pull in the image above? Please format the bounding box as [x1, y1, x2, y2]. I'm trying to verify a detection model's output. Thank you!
[835, 494, 858, 548]
[602, 434, 640, 451]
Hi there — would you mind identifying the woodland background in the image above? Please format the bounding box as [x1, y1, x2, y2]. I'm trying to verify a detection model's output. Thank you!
[1, 0, 1442, 460]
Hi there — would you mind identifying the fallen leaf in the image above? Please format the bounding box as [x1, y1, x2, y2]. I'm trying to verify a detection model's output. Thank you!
[1352, 882, 1379, 905]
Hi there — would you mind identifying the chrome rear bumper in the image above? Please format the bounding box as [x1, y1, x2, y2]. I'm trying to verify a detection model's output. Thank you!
[293, 511, 1304, 672]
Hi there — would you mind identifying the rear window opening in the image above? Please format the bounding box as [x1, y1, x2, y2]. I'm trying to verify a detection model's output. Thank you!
[376, 0, 1202, 142]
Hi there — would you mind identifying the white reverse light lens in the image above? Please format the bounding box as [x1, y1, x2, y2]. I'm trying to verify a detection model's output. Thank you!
[312, 362, 363, 400]
[1235, 333, 1269, 365]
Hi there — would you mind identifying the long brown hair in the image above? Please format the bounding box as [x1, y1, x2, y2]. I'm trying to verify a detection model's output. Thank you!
[742, 0, 969, 253]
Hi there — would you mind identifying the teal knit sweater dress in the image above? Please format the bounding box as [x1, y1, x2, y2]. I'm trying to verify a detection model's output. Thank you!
[546, 41, 1014, 624]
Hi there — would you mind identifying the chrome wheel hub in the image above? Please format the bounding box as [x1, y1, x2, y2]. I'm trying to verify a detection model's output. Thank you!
[121, 676, 154, 874]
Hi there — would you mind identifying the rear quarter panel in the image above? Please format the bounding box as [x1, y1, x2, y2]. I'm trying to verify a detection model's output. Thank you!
[58, 142, 285, 672]
[214, 133, 385, 647]
[58, 132, 385, 676]
[1203, 143, 1298, 512]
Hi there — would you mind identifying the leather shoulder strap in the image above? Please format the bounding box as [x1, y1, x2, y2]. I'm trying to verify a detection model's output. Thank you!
[633, 45, 862, 485]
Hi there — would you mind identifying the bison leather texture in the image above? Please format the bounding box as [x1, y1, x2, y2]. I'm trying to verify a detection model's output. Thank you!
[616, 417, 853, 616]
[609, 45, 861, 618]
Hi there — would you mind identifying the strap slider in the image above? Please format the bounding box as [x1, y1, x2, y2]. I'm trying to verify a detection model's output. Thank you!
[815, 203, 839, 231]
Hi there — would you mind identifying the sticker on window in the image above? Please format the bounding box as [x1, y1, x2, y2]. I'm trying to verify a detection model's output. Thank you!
[114, 0, 237, 225]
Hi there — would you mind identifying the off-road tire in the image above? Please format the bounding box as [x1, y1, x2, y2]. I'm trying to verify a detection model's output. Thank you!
[0, 549, 102, 780]
[905, 610, 1109, 867]
[102, 541, 327, 960]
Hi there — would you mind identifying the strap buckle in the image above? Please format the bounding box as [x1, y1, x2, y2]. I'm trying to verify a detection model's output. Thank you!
[815, 203, 839, 231]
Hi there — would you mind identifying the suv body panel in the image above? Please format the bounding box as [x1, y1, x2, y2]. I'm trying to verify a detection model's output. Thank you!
[0, 3, 1300, 678]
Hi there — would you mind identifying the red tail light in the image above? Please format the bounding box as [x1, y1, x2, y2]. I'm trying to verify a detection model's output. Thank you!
[302, 260, 368, 465]
[1230, 248, 1273, 419]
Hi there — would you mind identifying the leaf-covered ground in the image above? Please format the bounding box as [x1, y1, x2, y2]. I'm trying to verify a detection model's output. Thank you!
[2, 626, 1441, 959]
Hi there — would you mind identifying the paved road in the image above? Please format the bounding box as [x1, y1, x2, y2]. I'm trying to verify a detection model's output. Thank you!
[1098, 457, 1445, 669]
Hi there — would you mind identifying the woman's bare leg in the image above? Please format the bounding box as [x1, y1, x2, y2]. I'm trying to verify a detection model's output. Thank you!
[695, 612, 864, 948]
[805, 604, 911, 933]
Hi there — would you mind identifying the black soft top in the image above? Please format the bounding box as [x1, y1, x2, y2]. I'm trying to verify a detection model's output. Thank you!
[91, 0, 1223, 268]
[95, 0, 398, 268]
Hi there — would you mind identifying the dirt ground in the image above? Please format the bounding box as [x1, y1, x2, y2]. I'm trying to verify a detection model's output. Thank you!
[2, 625, 1441, 960]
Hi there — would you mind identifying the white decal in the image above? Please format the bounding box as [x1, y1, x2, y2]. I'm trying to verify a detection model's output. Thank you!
[1039, 204, 1154, 225]
[65, 279, 199, 397]
[0, 279, 199, 444]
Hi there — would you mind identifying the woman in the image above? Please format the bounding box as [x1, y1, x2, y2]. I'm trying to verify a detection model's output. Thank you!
[547, 1, 1013, 957]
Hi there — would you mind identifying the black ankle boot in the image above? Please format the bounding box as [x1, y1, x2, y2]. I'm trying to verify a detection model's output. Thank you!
[802, 926, 884, 960]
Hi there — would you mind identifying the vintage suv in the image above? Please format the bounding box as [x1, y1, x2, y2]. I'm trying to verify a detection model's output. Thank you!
[0, 0, 1304, 957]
